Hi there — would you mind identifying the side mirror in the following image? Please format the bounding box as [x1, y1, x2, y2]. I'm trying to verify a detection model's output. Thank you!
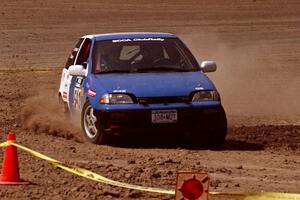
[68, 65, 86, 76]
[200, 61, 217, 73]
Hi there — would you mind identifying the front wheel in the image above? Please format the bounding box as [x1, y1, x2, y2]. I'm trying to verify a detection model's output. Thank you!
[81, 101, 109, 144]
[210, 106, 227, 149]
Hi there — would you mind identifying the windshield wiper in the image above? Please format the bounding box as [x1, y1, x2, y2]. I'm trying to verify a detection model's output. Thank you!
[136, 66, 190, 72]
[97, 69, 132, 74]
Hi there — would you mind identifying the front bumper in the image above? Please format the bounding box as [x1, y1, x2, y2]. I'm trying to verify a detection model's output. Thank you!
[96, 105, 223, 135]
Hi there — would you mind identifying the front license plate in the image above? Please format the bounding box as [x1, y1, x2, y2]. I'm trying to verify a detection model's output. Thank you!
[151, 110, 178, 124]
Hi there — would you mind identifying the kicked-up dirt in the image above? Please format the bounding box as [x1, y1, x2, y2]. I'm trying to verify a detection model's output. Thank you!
[0, 0, 299, 199]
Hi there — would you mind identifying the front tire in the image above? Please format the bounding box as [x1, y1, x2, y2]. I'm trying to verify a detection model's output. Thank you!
[210, 106, 227, 148]
[81, 101, 109, 144]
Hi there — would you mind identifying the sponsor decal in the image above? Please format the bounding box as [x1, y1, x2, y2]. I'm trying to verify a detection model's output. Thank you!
[87, 89, 96, 97]
[195, 83, 204, 90]
[112, 38, 165, 43]
[113, 89, 126, 93]
[195, 87, 204, 90]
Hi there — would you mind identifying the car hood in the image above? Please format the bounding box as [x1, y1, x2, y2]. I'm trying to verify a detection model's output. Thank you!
[92, 72, 216, 97]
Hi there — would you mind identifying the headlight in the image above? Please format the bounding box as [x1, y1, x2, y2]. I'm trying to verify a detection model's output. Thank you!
[99, 94, 134, 104]
[192, 91, 220, 101]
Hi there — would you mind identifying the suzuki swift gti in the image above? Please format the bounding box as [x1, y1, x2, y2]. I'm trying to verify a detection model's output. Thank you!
[58, 32, 227, 147]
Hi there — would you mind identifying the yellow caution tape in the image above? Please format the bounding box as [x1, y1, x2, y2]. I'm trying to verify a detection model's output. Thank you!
[0, 141, 10, 147]
[2, 141, 174, 195]
[210, 192, 300, 200]
[1, 141, 300, 199]
[0, 67, 62, 73]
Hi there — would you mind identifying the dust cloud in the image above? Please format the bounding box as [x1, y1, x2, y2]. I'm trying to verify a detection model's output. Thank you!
[21, 91, 84, 142]
[181, 33, 300, 124]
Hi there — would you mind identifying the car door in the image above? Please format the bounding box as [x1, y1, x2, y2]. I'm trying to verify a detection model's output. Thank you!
[68, 38, 92, 114]
[59, 38, 84, 102]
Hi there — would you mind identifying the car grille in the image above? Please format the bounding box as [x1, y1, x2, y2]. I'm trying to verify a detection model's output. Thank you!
[137, 96, 189, 104]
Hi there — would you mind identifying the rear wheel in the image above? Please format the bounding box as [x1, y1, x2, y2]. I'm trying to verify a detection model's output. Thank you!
[81, 101, 109, 144]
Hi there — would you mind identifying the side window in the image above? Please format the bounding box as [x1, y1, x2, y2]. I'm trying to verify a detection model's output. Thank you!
[75, 39, 92, 66]
[65, 38, 84, 69]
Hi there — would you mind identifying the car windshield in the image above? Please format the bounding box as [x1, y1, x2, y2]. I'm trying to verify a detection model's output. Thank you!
[92, 38, 200, 74]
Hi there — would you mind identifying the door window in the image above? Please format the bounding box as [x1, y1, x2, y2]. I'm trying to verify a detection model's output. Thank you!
[75, 39, 92, 67]
[65, 38, 84, 69]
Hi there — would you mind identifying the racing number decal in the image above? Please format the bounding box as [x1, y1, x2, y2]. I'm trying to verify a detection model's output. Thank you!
[73, 77, 84, 111]
[68, 76, 84, 112]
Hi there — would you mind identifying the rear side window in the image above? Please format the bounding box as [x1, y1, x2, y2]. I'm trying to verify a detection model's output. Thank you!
[64, 38, 84, 69]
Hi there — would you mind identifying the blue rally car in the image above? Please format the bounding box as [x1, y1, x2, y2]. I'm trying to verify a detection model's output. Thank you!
[58, 32, 227, 146]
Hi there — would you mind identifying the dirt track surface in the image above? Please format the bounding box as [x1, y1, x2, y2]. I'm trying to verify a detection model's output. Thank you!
[0, 0, 300, 199]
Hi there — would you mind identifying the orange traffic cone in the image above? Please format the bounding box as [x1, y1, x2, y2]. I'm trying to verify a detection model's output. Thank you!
[0, 132, 29, 185]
